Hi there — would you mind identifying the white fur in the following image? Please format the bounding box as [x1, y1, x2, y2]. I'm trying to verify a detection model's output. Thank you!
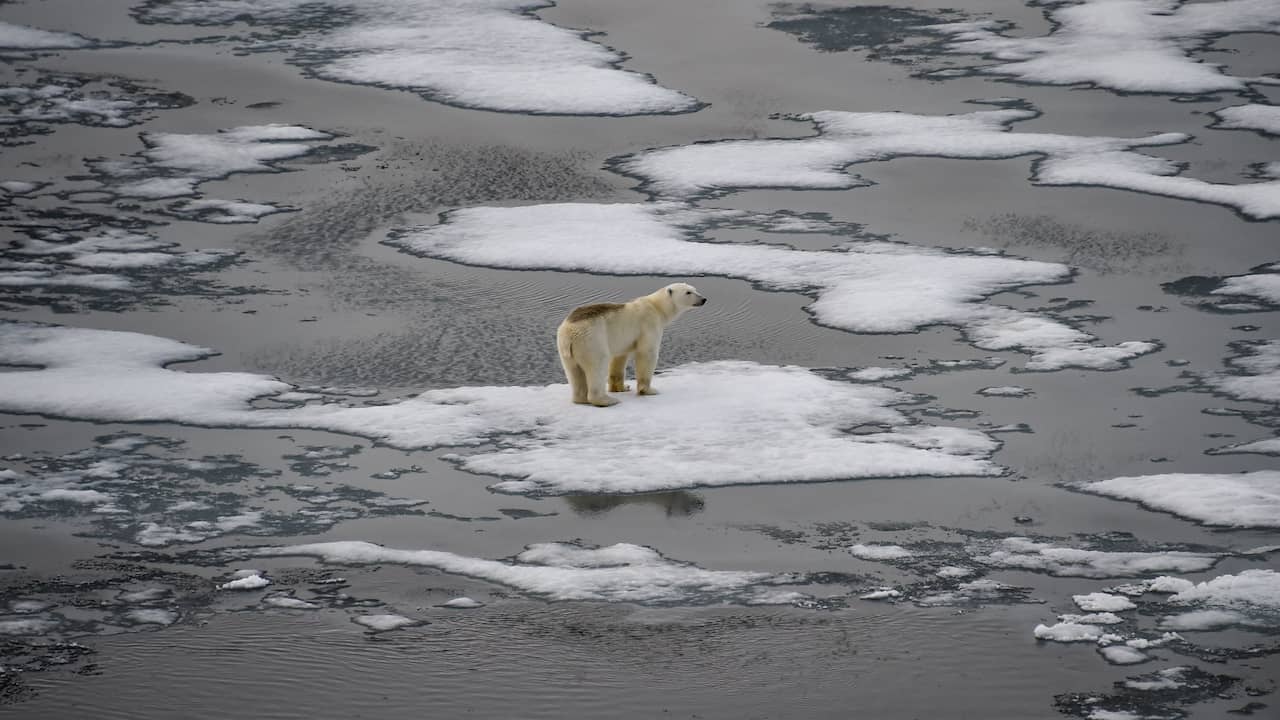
[556, 283, 707, 406]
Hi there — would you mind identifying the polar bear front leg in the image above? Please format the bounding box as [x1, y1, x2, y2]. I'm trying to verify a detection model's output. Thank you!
[608, 354, 631, 393]
[635, 344, 659, 396]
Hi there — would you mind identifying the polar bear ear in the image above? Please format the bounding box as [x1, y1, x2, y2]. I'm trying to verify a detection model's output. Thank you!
[668, 287, 673, 296]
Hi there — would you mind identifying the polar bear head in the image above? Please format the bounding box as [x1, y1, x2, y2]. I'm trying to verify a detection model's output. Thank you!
[666, 282, 707, 310]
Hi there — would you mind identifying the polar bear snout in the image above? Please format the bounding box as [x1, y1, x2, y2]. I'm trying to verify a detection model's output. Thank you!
[695, 296, 707, 306]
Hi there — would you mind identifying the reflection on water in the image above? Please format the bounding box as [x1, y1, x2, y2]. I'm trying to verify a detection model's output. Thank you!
[564, 491, 705, 517]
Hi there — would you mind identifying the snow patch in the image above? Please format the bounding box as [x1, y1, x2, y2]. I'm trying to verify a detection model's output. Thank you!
[1081, 471, 1280, 528]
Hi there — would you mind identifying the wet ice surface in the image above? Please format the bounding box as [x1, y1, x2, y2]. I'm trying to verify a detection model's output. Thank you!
[0, 323, 1002, 494]
[3, 0, 1280, 717]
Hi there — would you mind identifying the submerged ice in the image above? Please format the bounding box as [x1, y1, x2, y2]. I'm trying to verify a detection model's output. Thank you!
[392, 201, 1157, 371]
[0, 322, 1002, 495]
[256, 540, 803, 605]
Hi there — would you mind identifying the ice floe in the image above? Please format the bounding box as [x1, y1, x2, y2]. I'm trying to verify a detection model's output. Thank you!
[1, 227, 237, 293]
[94, 124, 333, 200]
[255, 540, 804, 605]
[1079, 471, 1280, 528]
[848, 544, 916, 560]
[135, 0, 698, 116]
[975, 537, 1219, 578]
[1034, 621, 1106, 642]
[1163, 263, 1280, 312]
[1199, 340, 1280, 404]
[927, 0, 1280, 95]
[353, 614, 421, 632]
[0, 75, 190, 137]
[978, 385, 1032, 397]
[0, 322, 1004, 495]
[616, 106, 1280, 220]
[1, 431, 426, 546]
[441, 597, 483, 609]
[391, 201, 1157, 370]
[218, 571, 271, 591]
[1212, 104, 1280, 136]
[1163, 569, 1280, 629]
[0, 21, 93, 50]
[1074, 592, 1137, 612]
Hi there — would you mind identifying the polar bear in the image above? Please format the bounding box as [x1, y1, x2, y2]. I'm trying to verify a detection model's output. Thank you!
[556, 282, 707, 406]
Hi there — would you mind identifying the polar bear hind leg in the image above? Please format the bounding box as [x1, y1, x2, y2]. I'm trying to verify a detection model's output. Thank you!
[560, 354, 589, 404]
[608, 354, 631, 393]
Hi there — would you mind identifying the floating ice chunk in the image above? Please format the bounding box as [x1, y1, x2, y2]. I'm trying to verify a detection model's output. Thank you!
[353, 614, 421, 632]
[1097, 645, 1148, 665]
[848, 544, 915, 560]
[167, 198, 287, 223]
[218, 573, 271, 591]
[928, 0, 1280, 95]
[1168, 569, 1280, 615]
[441, 597, 483, 609]
[0, 21, 93, 49]
[935, 565, 974, 579]
[142, 125, 332, 178]
[135, 0, 698, 116]
[1074, 592, 1137, 612]
[1059, 612, 1124, 625]
[392, 201, 1155, 370]
[0, 323, 1001, 496]
[1158, 608, 1255, 631]
[256, 540, 802, 605]
[1081, 471, 1280, 528]
[0, 617, 58, 635]
[118, 588, 169, 603]
[263, 595, 320, 610]
[848, 366, 912, 382]
[914, 578, 1032, 607]
[1213, 104, 1280, 136]
[38, 488, 112, 504]
[1146, 577, 1194, 594]
[0, 269, 133, 290]
[0, 180, 39, 194]
[977, 386, 1031, 397]
[1202, 340, 1280, 404]
[619, 106, 1280, 219]
[975, 537, 1219, 578]
[859, 588, 901, 600]
[1123, 666, 1191, 691]
[1034, 621, 1104, 642]
[125, 609, 177, 625]
[8, 600, 53, 614]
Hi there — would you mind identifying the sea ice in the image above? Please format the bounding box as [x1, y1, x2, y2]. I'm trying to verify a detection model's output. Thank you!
[0, 21, 93, 49]
[353, 614, 421, 632]
[125, 609, 178, 626]
[255, 541, 804, 605]
[135, 0, 698, 115]
[1081, 471, 1280, 528]
[0, 323, 1003, 496]
[1213, 104, 1280, 136]
[977, 386, 1032, 397]
[218, 572, 271, 591]
[1074, 592, 1137, 612]
[1097, 645, 1149, 665]
[441, 597, 483, 609]
[392, 201, 1157, 370]
[847, 367, 912, 382]
[927, 0, 1280, 95]
[975, 537, 1219, 578]
[1167, 569, 1280, 620]
[263, 596, 321, 610]
[1034, 621, 1104, 642]
[0, 617, 59, 635]
[617, 106, 1280, 219]
[848, 544, 916, 560]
